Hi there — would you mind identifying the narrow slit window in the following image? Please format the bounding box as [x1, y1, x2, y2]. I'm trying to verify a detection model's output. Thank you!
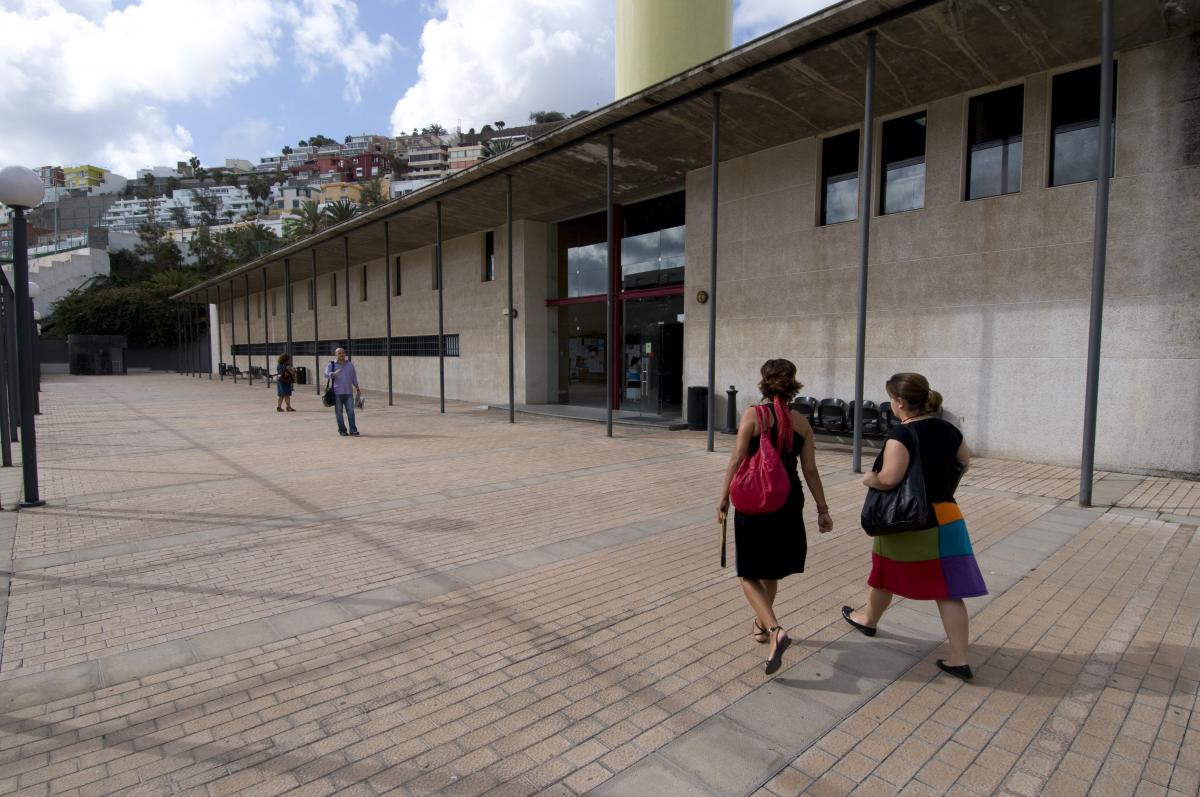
[1050, 63, 1117, 187]
[432, 248, 440, 290]
[966, 85, 1024, 200]
[256, 294, 262, 319]
[360, 265, 368, 301]
[307, 279, 314, 310]
[393, 256, 402, 296]
[330, 273, 338, 306]
[880, 112, 927, 215]
[271, 291, 277, 316]
[483, 231, 495, 282]
[820, 130, 859, 225]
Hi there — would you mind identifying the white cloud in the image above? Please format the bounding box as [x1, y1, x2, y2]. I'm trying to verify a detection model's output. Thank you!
[733, 0, 839, 43]
[389, 0, 613, 136]
[0, 0, 394, 175]
[286, 0, 397, 103]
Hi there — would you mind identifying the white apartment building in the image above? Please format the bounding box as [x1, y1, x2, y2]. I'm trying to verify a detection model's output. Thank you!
[99, 187, 259, 231]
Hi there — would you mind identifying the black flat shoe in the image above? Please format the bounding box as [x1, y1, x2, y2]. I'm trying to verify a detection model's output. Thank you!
[936, 659, 973, 681]
[841, 605, 876, 637]
[765, 627, 790, 675]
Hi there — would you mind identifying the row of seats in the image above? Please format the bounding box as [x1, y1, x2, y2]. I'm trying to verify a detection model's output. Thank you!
[788, 396, 914, 437]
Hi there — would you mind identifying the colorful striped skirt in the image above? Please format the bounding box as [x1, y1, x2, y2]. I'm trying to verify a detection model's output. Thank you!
[867, 501, 988, 601]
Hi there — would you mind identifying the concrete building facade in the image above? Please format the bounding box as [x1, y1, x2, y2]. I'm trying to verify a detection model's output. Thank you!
[183, 0, 1200, 478]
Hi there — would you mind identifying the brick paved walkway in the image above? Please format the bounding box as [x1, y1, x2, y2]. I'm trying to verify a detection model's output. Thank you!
[0, 374, 1195, 796]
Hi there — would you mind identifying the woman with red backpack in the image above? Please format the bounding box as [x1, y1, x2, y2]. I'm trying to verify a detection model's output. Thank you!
[718, 359, 833, 674]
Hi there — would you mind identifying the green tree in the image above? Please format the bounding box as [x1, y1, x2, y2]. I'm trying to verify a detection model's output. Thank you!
[194, 166, 209, 185]
[282, 199, 325, 239]
[483, 137, 515, 157]
[188, 155, 201, 175]
[528, 110, 565, 124]
[133, 220, 183, 272]
[188, 226, 230, 278]
[140, 173, 156, 198]
[323, 199, 358, 225]
[51, 270, 202, 347]
[164, 176, 179, 197]
[282, 145, 293, 155]
[221, 223, 279, 264]
[357, 178, 386, 208]
[191, 188, 220, 226]
[389, 155, 408, 175]
[168, 206, 190, 229]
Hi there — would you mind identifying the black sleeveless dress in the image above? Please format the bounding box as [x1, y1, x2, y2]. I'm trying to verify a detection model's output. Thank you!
[734, 426, 808, 580]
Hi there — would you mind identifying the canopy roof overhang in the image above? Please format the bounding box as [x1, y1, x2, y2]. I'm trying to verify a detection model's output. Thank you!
[175, 0, 1192, 302]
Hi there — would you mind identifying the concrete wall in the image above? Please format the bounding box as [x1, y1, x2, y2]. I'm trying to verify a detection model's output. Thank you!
[216, 220, 550, 405]
[683, 34, 1199, 476]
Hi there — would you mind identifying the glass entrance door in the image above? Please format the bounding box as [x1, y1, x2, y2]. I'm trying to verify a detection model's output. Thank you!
[621, 294, 683, 418]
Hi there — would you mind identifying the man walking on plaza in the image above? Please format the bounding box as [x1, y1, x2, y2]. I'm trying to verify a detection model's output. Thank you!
[324, 348, 361, 436]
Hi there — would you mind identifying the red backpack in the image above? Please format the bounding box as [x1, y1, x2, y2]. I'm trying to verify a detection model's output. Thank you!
[730, 404, 791, 514]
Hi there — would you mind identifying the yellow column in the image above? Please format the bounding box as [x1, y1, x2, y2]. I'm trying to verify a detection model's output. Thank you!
[615, 0, 732, 99]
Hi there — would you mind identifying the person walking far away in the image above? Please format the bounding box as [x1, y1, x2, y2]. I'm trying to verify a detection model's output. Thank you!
[276, 353, 296, 412]
[842, 372, 985, 680]
[718, 359, 833, 675]
[324, 348, 361, 436]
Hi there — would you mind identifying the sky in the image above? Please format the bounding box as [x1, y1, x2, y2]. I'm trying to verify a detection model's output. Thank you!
[0, 0, 838, 177]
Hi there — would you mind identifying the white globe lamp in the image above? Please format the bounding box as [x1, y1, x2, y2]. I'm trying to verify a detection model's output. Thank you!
[28, 281, 41, 299]
[0, 166, 45, 210]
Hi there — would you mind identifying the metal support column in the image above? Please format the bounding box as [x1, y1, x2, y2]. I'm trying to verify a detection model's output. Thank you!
[312, 250, 320, 394]
[216, 284, 224, 381]
[205, 289, 213, 379]
[436, 201, 445, 413]
[284, 258, 294, 357]
[229, 281, 238, 384]
[11, 208, 43, 505]
[343, 237, 351, 355]
[244, 273, 253, 385]
[506, 174, 515, 424]
[261, 267, 269, 386]
[706, 93, 720, 453]
[851, 31, 877, 473]
[1080, 0, 1115, 507]
[7, 296, 18, 442]
[0, 287, 13, 467]
[383, 222, 393, 405]
[605, 135, 614, 438]
[176, 305, 183, 374]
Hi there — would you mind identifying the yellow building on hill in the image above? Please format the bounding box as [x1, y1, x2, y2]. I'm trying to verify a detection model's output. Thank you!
[63, 165, 107, 191]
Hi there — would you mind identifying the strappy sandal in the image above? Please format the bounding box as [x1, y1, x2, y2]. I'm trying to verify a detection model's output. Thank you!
[752, 620, 769, 644]
[765, 626, 791, 675]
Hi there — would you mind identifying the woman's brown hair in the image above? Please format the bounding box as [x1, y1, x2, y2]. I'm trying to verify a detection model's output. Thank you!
[758, 359, 803, 453]
[758, 359, 803, 402]
[277, 353, 290, 365]
[885, 372, 943, 415]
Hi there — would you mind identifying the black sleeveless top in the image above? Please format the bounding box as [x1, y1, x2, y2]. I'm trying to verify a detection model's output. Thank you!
[872, 418, 963, 503]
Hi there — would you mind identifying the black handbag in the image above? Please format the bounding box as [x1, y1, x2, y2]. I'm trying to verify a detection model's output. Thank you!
[322, 379, 335, 407]
[861, 427, 934, 536]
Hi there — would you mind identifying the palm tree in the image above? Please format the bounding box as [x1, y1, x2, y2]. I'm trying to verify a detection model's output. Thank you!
[194, 166, 209, 185]
[483, 138, 515, 158]
[323, 199, 358, 225]
[282, 199, 325, 239]
[427, 122, 447, 137]
[494, 121, 506, 130]
[282, 145, 293, 155]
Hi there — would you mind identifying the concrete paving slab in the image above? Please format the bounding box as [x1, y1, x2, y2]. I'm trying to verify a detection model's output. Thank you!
[0, 660, 100, 712]
[657, 715, 791, 796]
[189, 619, 281, 660]
[267, 602, 357, 637]
[589, 757, 717, 797]
[99, 639, 197, 688]
[721, 679, 840, 749]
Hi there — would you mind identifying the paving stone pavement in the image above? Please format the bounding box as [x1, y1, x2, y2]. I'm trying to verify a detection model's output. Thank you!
[0, 374, 1196, 797]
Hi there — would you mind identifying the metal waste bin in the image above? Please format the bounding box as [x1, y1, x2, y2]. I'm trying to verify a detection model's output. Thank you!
[294, 366, 308, 385]
[687, 386, 708, 430]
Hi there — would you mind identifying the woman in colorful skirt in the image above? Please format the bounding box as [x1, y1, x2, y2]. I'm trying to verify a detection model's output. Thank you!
[841, 373, 986, 680]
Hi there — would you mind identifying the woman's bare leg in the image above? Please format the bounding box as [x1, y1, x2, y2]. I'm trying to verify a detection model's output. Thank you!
[849, 587, 893, 628]
[936, 599, 969, 666]
[741, 578, 779, 630]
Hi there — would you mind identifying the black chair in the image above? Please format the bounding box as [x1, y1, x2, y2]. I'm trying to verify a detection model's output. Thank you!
[790, 396, 817, 426]
[849, 400, 883, 436]
[880, 401, 902, 431]
[817, 398, 848, 433]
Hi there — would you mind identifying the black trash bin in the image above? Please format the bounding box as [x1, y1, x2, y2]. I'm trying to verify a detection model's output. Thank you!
[687, 386, 708, 430]
[294, 366, 308, 385]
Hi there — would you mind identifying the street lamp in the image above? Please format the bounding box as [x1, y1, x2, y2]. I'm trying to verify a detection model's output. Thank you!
[0, 165, 46, 507]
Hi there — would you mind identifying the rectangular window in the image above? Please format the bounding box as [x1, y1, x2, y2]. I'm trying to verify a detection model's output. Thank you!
[820, 130, 859, 225]
[483, 231, 495, 282]
[307, 279, 314, 310]
[432, 248, 440, 290]
[360, 265, 368, 301]
[256, 294, 262, 319]
[271, 291, 277, 316]
[330, 273, 338, 306]
[1050, 64, 1117, 187]
[966, 84, 1024, 200]
[880, 111, 927, 214]
[394, 256, 402, 296]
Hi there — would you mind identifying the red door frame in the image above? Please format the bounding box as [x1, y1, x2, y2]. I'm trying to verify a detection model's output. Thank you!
[545, 204, 684, 409]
